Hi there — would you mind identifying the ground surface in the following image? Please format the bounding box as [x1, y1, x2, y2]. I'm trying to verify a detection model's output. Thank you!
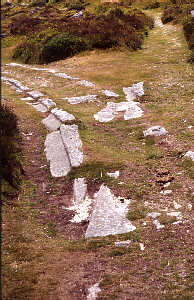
[2, 8, 194, 300]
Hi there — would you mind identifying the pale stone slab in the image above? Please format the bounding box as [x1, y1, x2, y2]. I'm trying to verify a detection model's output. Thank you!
[20, 96, 34, 101]
[124, 102, 143, 120]
[51, 108, 75, 122]
[143, 126, 168, 137]
[107, 171, 119, 179]
[42, 114, 61, 131]
[55, 72, 78, 80]
[153, 219, 165, 230]
[148, 212, 161, 218]
[115, 240, 131, 247]
[28, 103, 47, 113]
[73, 178, 87, 205]
[2, 76, 29, 91]
[62, 95, 97, 104]
[85, 185, 136, 238]
[78, 80, 95, 88]
[94, 102, 118, 123]
[40, 98, 56, 109]
[102, 90, 119, 97]
[123, 82, 144, 101]
[44, 131, 71, 177]
[60, 124, 83, 167]
[87, 283, 101, 300]
[27, 90, 44, 98]
[67, 196, 92, 223]
[184, 151, 194, 161]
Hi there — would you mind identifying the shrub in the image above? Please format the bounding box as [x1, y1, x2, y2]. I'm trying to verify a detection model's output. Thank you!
[1, 104, 23, 196]
[10, 14, 42, 35]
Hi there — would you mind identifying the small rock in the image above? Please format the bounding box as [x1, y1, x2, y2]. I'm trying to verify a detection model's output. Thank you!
[160, 190, 172, 195]
[78, 80, 95, 88]
[62, 95, 97, 104]
[143, 126, 168, 137]
[167, 211, 181, 218]
[164, 182, 171, 188]
[148, 212, 161, 218]
[42, 114, 61, 132]
[107, 171, 119, 179]
[139, 243, 145, 251]
[102, 90, 119, 97]
[73, 178, 87, 205]
[27, 90, 44, 99]
[20, 96, 34, 101]
[153, 219, 165, 230]
[51, 108, 75, 122]
[184, 151, 194, 162]
[173, 201, 181, 209]
[87, 283, 101, 300]
[115, 240, 131, 247]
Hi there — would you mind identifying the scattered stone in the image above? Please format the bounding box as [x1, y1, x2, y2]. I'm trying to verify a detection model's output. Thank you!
[143, 126, 168, 137]
[28, 103, 48, 113]
[78, 80, 95, 88]
[67, 195, 92, 223]
[42, 114, 61, 132]
[40, 98, 56, 109]
[27, 90, 44, 98]
[94, 102, 116, 122]
[20, 96, 33, 101]
[44, 131, 71, 177]
[139, 243, 145, 251]
[148, 212, 161, 218]
[2, 77, 29, 91]
[187, 203, 192, 211]
[153, 219, 165, 230]
[60, 124, 83, 167]
[167, 211, 182, 218]
[160, 190, 172, 195]
[123, 82, 144, 101]
[73, 178, 87, 205]
[115, 240, 131, 247]
[72, 11, 83, 19]
[124, 102, 143, 120]
[62, 95, 97, 104]
[51, 108, 75, 122]
[55, 72, 78, 80]
[85, 185, 136, 238]
[87, 283, 101, 300]
[102, 90, 119, 97]
[107, 171, 119, 179]
[156, 175, 174, 184]
[191, 10, 194, 17]
[164, 182, 171, 188]
[184, 151, 194, 161]
[173, 201, 181, 209]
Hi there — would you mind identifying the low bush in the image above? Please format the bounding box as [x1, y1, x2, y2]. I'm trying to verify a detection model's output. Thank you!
[10, 14, 42, 35]
[1, 104, 23, 199]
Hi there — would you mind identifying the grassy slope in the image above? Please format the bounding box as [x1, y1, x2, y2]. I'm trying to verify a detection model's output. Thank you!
[2, 5, 194, 300]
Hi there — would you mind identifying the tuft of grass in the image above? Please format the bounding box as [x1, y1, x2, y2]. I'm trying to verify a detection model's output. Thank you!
[127, 204, 148, 221]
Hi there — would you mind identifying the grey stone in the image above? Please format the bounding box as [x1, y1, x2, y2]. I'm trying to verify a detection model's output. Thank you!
[148, 212, 161, 219]
[60, 124, 83, 167]
[107, 170, 119, 179]
[153, 219, 165, 230]
[87, 283, 101, 300]
[191, 10, 194, 17]
[40, 98, 56, 109]
[20, 96, 34, 101]
[55, 72, 78, 80]
[72, 11, 83, 19]
[114, 240, 131, 247]
[2, 77, 29, 91]
[85, 185, 136, 238]
[123, 82, 144, 101]
[143, 126, 168, 137]
[27, 90, 44, 98]
[102, 90, 119, 97]
[44, 131, 71, 177]
[51, 108, 75, 122]
[184, 151, 194, 161]
[42, 114, 61, 132]
[124, 102, 143, 120]
[94, 102, 118, 123]
[78, 80, 95, 88]
[73, 178, 87, 205]
[62, 95, 97, 104]
[29, 103, 48, 113]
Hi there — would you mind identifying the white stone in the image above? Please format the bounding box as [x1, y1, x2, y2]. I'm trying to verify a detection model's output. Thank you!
[123, 82, 144, 101]
[27, 90, 44, 98]
[124, 102, 143, 120]
[67, 195, 92, 223]
[20, 97, 34, 101]
[173, 201, 181, 210]
[72, 11, 83, 19]
[51, 108, 75, 122]
[60, 124, 83, 167]
[107, 171, 120, 179]
[87, 283, 101, 300]
[55, 72, 78, 80]
[28, 103, 48, 113]
[40, 98, 56, 109]
[184, 151, 194, 161]
[143, 126, 168, 137]
[139, 243, 145, 251]
[148, 212, 161, 218]
[62, 95, 97, 104]
[164, 182, 170, 188]
[73, 178, 87, 205]
[85, 185, 136, 238]
[78, 80, 95, 88]
[102, 90, 119, 97]
[187, 203, 192, 210]
[115, 240, 131, 247]
[44, 131, 71, 177]
[153, 219, 165, 230]
[167, 211, 182, 218]
[2, 77, 29, 91]
[42, 114, 61, 132]
[160, 190, 172, 195]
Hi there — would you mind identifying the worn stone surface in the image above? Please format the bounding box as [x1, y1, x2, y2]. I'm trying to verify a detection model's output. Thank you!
[94, 102, 118, 122]
[55, 72, 78, 80]
[153, 219, 165, 230]
[73, 178, 87, 205]
[78, 80, 95, 88]
[44, 131, 71, 177]
[67, 195, 92, 223]
[87, 283, 101, 300]
[143, 126, 168, 137]
[51, 108, 75, 122]
[124, 102, 143, 120]
[20, 96, 34, 101]
[29, 103, 48, 113]
[62, 95, 97, 104]
[115, 240, 131, 247]
[27, 90, 44, 98]
[40, 98, 56, 109]
[184, 151, 194, 161]
[85, 185, 136, 238]
[2, 76, 29, 91]
[60, 124, 83, 167]
[102, 90, 119, 97]
[107, 171, 119, 179]
[123, 82, 144, 101]
[42, 114, 61, 132]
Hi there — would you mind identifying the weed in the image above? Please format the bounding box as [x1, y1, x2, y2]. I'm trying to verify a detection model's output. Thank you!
[127, 204, 148, 221]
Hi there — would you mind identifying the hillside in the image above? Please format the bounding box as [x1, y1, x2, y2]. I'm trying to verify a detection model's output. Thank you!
[1, 1, 194, 299]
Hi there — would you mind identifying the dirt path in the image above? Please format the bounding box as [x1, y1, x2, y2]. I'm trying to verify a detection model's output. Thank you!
[2, 12, 193, 300]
